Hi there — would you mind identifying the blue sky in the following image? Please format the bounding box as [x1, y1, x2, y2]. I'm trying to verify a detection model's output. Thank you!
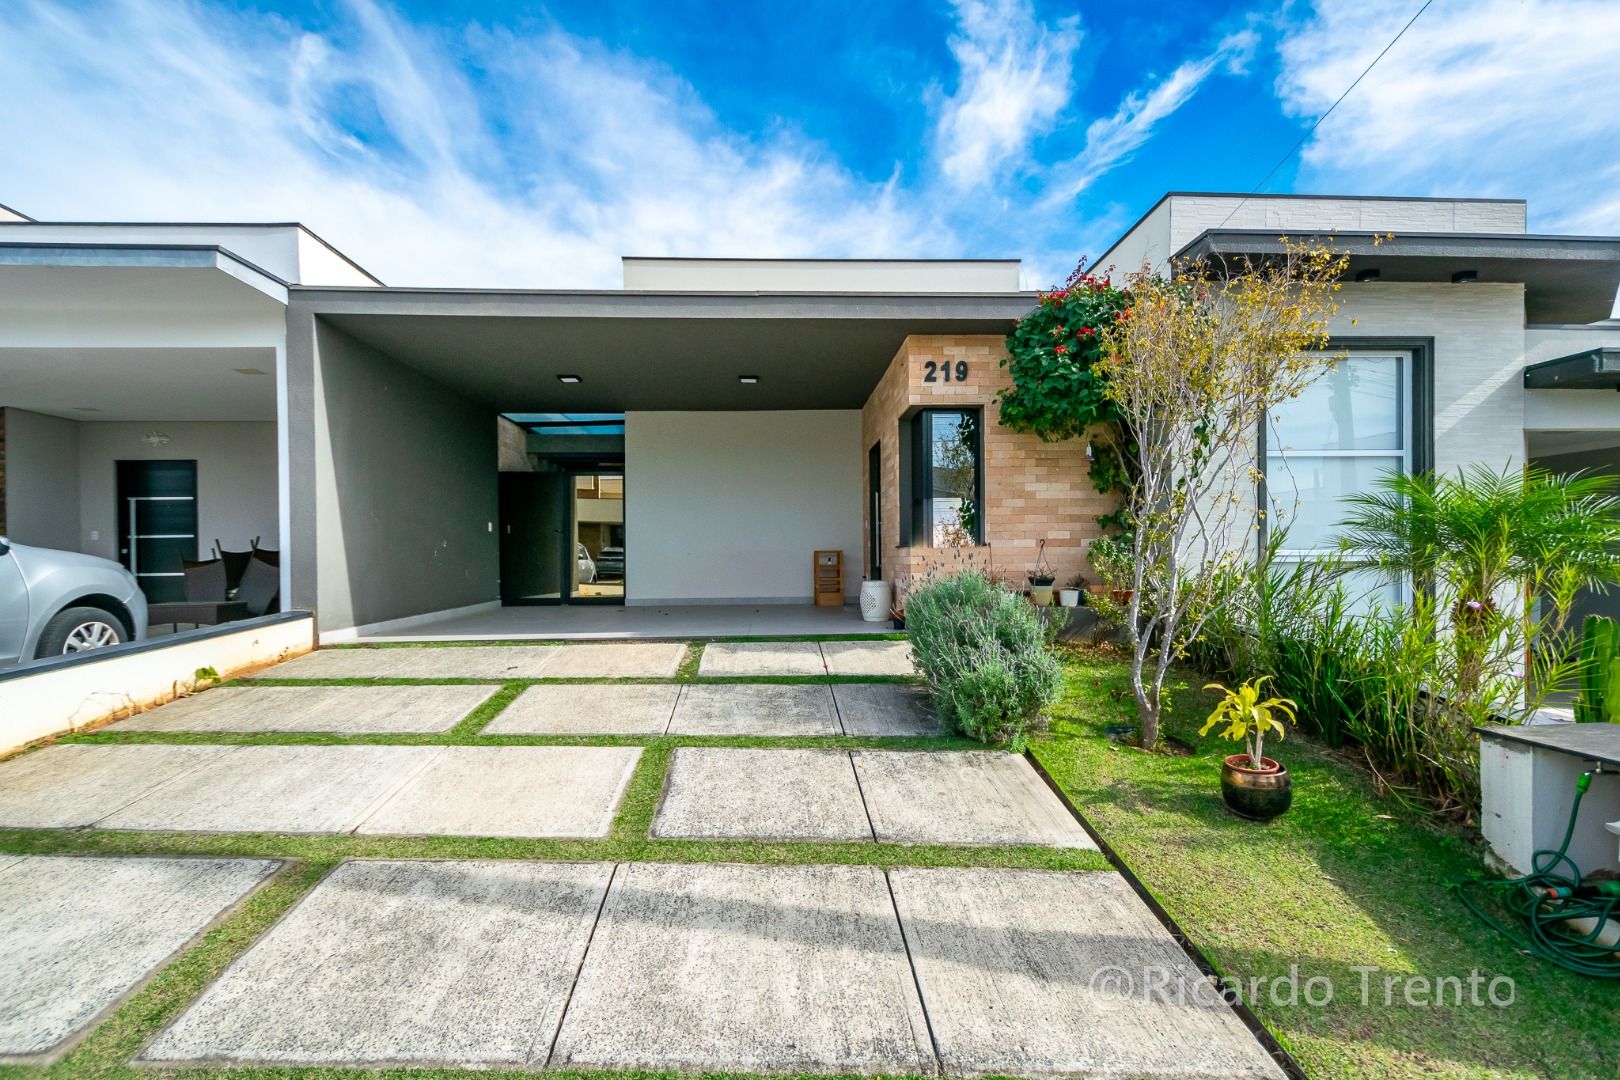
[2, 0, 1618, 287]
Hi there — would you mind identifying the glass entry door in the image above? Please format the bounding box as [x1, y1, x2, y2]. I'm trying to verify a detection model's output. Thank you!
[571, 472, 624, 600]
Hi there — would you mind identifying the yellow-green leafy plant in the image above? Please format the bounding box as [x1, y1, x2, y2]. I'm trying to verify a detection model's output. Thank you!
[1201, 676, 1297, 770]
[1097, 240, 1347, 750]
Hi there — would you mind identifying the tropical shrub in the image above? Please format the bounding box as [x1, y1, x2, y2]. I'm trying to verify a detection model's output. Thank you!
[905, 571, 1062, 747]
[1187, 462, 1620, 817]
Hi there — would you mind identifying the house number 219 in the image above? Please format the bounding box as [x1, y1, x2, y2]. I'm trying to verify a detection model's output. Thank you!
[923, 360, 969, 383]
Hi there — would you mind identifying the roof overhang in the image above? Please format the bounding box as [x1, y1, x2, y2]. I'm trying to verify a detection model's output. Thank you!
[291, 287, 1035, 410]
[0, 242, 289, 303]
[1524, 347, 1620, 389]
[1176, 230, 1620, 323]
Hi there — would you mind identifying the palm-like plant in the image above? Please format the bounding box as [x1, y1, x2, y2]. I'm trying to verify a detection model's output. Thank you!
[1334, 464, 1620, 615]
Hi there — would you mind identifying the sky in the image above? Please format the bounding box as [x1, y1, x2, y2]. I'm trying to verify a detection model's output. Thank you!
[1, 0, 1618, 288]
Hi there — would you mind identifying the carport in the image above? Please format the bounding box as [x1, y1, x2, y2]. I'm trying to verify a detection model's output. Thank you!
[283, 283, 1033, 636]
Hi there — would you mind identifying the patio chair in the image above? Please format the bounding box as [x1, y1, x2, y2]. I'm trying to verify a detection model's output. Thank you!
[235, 550, 281, 617]
[145, 558, 249, 630]
[211, 537, 261, 596]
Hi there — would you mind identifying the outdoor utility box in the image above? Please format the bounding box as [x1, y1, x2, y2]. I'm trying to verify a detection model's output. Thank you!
[814, 550, 843, 607]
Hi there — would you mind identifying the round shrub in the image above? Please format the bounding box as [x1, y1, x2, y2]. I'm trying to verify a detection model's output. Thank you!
[904, 571, 1062, 746]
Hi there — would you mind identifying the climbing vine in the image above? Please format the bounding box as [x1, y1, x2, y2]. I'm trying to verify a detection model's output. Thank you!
[997, 262, 1132, 529]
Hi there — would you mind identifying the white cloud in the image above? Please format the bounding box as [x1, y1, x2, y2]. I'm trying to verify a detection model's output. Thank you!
[1043, 31, 1256, 207]
[934, 0, 1082, 187]
[1275, 0, 1620, 233]
[0, 0, 941, 287]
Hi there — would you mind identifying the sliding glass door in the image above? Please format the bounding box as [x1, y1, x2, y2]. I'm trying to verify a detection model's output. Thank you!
[570, 472, 624, 600]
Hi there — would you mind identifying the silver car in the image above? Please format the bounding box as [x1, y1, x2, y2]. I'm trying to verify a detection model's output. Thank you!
[0, 537, 148, 665]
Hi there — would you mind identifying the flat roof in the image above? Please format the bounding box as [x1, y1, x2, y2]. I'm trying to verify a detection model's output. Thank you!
[291, 287, 1035, 410]
[0, 241, 290, 302]
[1177, 229, 1620, 324]
[1523, 347, 1620, 389]
[0, 219, 383, 286]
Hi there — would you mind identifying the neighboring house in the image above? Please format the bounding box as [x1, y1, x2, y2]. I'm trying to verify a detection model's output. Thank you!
[1, 192, 1617, 637]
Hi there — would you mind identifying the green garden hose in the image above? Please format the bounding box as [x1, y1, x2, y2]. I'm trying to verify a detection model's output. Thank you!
[1457, 770, 1620, 978]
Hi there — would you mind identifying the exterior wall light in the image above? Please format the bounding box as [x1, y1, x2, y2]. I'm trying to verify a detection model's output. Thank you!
[738, 375, 759, 384]
[1355, 268, 1382, 283]
[557, 374, 582, 384]
[1451, 270, 1479, 284]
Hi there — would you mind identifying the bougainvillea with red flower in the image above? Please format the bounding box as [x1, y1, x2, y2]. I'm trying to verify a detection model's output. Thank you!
[998, 261, 1132, 524]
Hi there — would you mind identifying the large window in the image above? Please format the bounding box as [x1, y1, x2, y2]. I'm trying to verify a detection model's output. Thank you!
[1264, 352, 1411, 603]
[909, 409, 983, 546]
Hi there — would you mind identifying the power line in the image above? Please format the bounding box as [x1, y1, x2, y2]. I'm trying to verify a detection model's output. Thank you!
[1216, 0, 1436, 229]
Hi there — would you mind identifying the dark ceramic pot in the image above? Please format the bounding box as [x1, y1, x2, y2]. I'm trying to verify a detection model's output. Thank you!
[1220, 755, 1292, 821]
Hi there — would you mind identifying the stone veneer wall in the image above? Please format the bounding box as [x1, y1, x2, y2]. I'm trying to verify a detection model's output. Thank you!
[859, 335, 1114, 603]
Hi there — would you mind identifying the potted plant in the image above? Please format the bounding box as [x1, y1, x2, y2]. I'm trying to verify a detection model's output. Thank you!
[1026, 539, 1056, 607]
[1057, 572, 1084, 608]
[1200, 676, 1297, 821]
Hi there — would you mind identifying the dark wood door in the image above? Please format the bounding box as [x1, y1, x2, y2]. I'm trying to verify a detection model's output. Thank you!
[116, 460, 198, 604]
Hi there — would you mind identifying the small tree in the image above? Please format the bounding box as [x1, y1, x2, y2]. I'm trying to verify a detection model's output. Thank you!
[1097, 244, 1347, 748]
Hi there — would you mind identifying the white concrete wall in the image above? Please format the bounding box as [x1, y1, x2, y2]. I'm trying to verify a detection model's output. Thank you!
[0, 614, 314, 754]
[622, 258, 1022, 293]
[0, 223, 376, 286]
[1, 408, 81, 549]
[1101, 194, 1527, 273]
[1332, 282, 1529, 475]
[76, 422, 280, 562]
[624, 411, 863, 604]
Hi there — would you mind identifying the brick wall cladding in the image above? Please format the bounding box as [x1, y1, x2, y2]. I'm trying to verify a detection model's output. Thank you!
[859, 334, 1115, 601]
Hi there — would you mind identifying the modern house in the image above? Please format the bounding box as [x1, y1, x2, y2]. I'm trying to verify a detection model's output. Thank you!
[2, 192, 1618, 642]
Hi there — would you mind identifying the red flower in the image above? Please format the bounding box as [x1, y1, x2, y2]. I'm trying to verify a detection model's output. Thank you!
[1054, 344, 1069, 355]
[1079, 326, 1095, 336]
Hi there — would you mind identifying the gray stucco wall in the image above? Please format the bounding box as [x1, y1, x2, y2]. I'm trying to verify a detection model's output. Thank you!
[0, 407, 80, 549]
[308, 320, 498, 632]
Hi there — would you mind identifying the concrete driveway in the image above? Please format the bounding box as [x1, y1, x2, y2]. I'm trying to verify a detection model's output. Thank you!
[0, 639, 1283, 1078]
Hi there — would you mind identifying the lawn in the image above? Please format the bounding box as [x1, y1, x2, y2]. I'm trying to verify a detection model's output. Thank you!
[1033, 646, 1620, 1079]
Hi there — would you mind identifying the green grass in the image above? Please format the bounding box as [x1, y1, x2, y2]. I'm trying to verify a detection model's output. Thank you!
[1032, 646, 1620, 1080]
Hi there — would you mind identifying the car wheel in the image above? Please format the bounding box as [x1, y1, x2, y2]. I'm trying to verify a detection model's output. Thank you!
[34, 607, 128, 658]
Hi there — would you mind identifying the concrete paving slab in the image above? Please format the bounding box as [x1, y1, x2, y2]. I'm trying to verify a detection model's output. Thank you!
[668, 684, 840, 736]
[652, 749, 872, 841]
[263, 645, 562, 680]
[889, 867, 1285, 1079]
[550, 862, 934, 1075]
[535, 642, 686, 678]
[484, 683, 678, 735]
[697, 640, 825, 676]
[96, 746, 442, 834]
[821, 639, 916, 676]
[0, 745, 228, 829]
[115, 685, 495, 734]
[357, 746, 641, 838]
[852, 751, 1096, 849]
[143, 859, 613, 1068]
[833, 683, 939, 737]
[0, 855, 279, 1061]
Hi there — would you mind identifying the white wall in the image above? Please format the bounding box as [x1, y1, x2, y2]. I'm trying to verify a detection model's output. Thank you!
[76, 422, 279, 562]
[1332, 282, 1528, 475]
[623, 258, 1021, 293]
[625, 411, 863, 604]
[1, 407, 81, 549]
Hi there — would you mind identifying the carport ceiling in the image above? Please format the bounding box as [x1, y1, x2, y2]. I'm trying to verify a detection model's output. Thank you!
[314, 305, 1032, 411]
[0, 346, 277, 421]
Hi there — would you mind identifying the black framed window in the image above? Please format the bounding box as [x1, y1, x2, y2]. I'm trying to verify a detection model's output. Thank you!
[908, 409, 983, 546]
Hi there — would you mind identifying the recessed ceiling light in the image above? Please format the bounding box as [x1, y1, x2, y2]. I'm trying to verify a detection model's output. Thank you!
[1354, 267, 1381, 283]
[558, 374, 582, 384]
[72, 406, 101, 413]
[739, 375, 759, 384]
[1451, 269, 1478, 284]
[233, 367, 269, 376]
